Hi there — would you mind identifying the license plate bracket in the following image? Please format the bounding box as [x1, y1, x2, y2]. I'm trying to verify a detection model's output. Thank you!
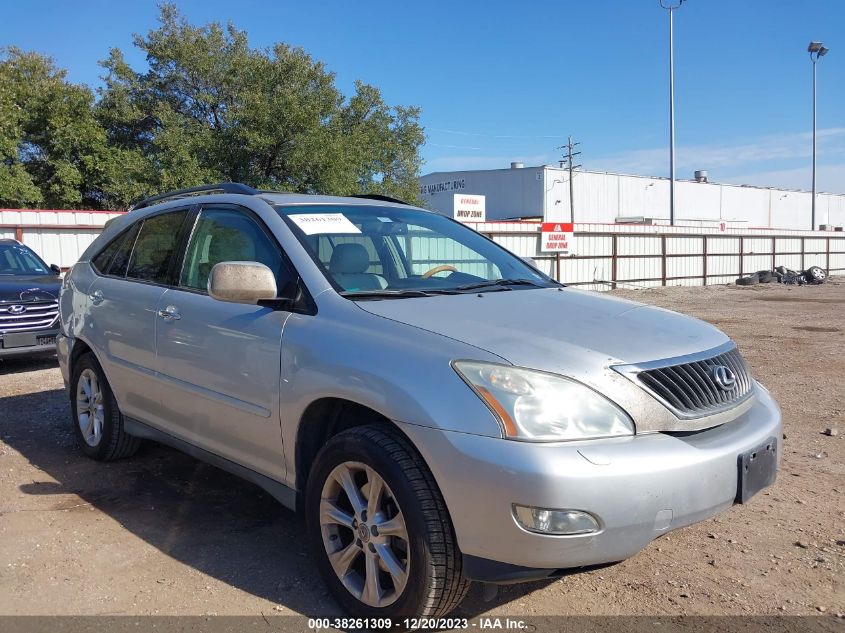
[736, 436, 777, 503]
[2, 332, 37, 348]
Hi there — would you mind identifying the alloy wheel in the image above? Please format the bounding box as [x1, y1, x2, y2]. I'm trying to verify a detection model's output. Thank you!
[319, 461, 410, 608]
[76, 368, 104, 447]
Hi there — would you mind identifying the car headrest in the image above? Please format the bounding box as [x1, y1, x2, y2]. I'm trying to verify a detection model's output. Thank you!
[208, 232, 254, 263]
[329, 243, 370, 274]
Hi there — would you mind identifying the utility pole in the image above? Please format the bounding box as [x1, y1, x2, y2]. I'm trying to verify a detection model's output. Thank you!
[557, 136, 581, 223]
[808, 41, 829, 230]
[660, 0, 686, 226]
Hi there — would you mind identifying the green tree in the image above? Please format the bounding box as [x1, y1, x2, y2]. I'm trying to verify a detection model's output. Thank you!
[0, 5, 425, 210]
[0, 48, 97, 208]
[99, 4, 425, 205]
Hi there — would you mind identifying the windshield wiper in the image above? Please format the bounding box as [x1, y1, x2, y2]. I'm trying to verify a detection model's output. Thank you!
[341, 288, 461, 300]
[454, 278, 549, 292]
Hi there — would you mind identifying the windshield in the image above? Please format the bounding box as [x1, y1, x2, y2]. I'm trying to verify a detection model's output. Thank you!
[0, 243, 50, 276]
[276, 204, 556, 297]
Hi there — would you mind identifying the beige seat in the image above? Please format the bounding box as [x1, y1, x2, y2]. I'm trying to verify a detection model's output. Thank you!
[329, 243, 387, 291]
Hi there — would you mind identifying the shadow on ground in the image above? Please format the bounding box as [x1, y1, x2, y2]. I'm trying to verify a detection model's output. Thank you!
[0, 387, 554, 617]
[0, 355, 58, 375]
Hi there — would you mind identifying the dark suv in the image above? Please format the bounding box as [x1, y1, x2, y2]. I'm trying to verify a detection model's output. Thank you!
[0, 239, 62, 359]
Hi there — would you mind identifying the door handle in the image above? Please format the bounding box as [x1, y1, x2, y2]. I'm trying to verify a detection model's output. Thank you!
[90, 289, 104, 305]
[157, 305, 182, 321]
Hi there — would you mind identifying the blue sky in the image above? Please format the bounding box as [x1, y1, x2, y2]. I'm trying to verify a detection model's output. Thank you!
[2, 0, 843, 192]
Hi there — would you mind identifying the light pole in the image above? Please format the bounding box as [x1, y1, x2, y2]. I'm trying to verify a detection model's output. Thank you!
[660, 0, 686, 226]
[808, 41, 829, 231]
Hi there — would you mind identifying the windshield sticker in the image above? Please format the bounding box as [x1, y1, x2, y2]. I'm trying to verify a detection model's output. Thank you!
[289, 213, 361, 235]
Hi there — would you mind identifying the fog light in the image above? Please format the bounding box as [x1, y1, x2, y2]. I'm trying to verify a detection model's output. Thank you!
[512, 504, 600, 535]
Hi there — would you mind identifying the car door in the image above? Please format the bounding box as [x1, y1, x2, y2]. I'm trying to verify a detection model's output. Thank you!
[86, 208, 191, 426]
[153, 204, 294, 480]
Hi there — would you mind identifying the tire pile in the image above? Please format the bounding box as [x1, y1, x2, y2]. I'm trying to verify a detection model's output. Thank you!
[736, 266, 827, 286]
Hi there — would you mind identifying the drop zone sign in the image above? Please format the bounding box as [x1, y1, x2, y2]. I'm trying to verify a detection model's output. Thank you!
[541, 222, 574, 253]
[453, 194, 486, 223]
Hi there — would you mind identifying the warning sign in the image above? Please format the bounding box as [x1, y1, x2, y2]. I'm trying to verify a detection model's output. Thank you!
[453, 194, 486, 223]
[540, 222, 574, 253]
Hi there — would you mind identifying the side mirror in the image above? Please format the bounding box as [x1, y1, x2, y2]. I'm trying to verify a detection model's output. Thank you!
[50, 264, 62, 275]
[208, 261, 278, 305]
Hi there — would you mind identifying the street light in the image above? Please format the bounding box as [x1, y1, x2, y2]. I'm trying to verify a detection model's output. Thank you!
[808, 41, 829, 230]
[660, 0, 686, 226]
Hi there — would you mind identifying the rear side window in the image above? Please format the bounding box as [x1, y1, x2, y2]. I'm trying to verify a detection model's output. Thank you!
[126, 210, 188, 283]
[92, 223, 138, 275]
[109, 222, 141, 277]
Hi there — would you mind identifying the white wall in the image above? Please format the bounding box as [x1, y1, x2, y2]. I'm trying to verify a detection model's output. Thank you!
[422, 166, 845, 230]
[0, 209, 123, 268]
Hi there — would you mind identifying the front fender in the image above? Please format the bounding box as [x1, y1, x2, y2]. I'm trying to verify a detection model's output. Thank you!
[278, 303, 508, 485]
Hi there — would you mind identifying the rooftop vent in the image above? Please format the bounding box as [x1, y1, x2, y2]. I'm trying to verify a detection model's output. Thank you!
[510, 161, 524, 169]
[694, 170, 709, 183]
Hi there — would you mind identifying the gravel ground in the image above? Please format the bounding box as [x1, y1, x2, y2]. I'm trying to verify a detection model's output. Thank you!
[0, 278, 842, 618]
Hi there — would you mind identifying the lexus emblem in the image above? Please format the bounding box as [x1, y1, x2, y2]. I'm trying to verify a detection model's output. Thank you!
[710, 365, 736, 390]
[7, 305, 27, 315]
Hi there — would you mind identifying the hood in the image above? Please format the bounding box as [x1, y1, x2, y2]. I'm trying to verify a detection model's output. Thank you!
[355, 287, 729, 374]
[0, 274, 61, 304]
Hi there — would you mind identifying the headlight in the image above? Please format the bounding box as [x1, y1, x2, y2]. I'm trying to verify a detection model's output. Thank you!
[453, 361, 635, 441]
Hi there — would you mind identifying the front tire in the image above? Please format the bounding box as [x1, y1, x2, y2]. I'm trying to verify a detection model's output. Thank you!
[305, 425, 470, 619]
[70, 353, 140, 461]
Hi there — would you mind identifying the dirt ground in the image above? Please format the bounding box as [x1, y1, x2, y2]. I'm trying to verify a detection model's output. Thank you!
[0, 279, 842, 618]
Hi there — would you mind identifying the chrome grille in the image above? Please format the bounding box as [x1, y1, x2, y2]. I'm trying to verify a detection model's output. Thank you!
[633, 346, 753, 418]
[0, 301, 59, 332]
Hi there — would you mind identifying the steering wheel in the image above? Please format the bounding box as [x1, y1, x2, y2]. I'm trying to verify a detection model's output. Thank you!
[420, 264, 459, 279]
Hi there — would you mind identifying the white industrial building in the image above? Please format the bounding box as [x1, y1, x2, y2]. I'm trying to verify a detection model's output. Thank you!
[419, 164, 845, 231]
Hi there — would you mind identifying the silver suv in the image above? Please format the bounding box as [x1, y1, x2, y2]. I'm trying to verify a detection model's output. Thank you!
[57, 183, 781, 619]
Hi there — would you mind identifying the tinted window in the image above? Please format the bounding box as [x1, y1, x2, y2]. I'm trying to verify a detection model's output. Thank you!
[92, 226, 132, 274]
[108, 222, 141, 277]
[126, 211, 187, 283]
[180, 207, 289, 293]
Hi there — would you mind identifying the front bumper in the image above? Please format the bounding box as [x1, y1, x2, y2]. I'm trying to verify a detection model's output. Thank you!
[397, 384, 782, 581]
[0, 328, 60, 359]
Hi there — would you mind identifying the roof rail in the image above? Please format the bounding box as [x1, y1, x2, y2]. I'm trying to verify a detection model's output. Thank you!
[349, 193, 411, 206]
[130, 182, 259, 211]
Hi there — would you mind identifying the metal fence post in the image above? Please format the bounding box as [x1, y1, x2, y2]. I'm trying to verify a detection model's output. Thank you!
[611, 234, 618, 289]
[661, 235, 667, 286]
[702, 235, 708, 286]
[771, 237, 776, 271]
[826, 236, 830, 273]
[800, 237, 805, 271]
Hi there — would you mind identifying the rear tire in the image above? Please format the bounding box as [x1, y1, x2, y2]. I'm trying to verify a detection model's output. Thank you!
[70, 353, 140, 461]
[305, 424, 470, 619]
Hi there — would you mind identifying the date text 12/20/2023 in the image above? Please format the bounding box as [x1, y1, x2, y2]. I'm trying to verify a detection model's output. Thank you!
[307, 617, 528, 630]
[308, 617, 527, 631]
